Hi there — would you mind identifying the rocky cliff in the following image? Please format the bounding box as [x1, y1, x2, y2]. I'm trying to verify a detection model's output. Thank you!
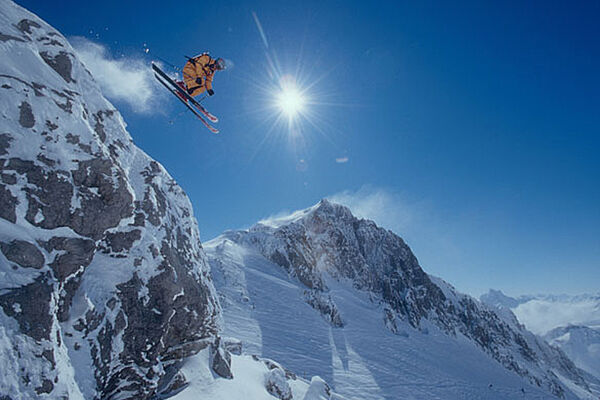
[0, 1, 222, 398]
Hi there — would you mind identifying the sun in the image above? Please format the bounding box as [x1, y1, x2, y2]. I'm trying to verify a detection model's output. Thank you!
[276, 75, 306, 118]
[277, 87, 305, 116]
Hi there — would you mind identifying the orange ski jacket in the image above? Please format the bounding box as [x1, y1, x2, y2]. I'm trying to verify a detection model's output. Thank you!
[182, 53, 218, 97]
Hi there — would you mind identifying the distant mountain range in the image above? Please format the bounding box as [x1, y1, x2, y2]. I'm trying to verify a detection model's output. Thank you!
[481, 289, 600, 383]
[481, 289, 600, 335]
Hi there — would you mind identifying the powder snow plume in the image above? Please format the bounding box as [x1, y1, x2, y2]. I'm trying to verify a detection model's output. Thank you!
[71, 37, 159, 113]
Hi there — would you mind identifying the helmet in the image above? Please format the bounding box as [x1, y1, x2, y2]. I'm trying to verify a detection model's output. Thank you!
[215, 58, 226, 70]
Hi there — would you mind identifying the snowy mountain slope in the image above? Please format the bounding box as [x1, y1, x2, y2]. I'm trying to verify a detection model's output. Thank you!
[544, 326, 600, 380]
[205, 200, 597, 400]
[481, 290, 600, 384]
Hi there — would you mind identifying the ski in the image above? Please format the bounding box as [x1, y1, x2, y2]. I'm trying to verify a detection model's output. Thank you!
[151, 62, 218, 123]
[154, 72, 219, 134]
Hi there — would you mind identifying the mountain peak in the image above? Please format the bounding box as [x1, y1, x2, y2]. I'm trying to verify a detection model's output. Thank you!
[480, 289, 521, 309]
[253, 198, 354, 232]
[312, 198, 354, 219]
[206, 201, 595, 399]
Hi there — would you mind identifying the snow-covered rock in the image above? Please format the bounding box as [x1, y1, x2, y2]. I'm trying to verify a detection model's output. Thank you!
[167, 350, 347, 400]
[303, 377, 334, 400]
[266, 366, 293, 400]
[206, 199, 597, 399]
[0, 1, 224, 398]
[544, 326, 600, 380]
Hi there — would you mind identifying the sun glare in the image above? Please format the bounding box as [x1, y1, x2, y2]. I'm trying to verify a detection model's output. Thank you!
[278, 86, 304, 116]
[276, 75, 306, 118]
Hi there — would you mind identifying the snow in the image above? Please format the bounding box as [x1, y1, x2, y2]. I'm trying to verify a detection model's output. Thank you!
[545, 326, 600, 380]
[206, 234, 575, 400]
[256, 202, 321, 230]
[170, 349, 327, 400]
[34, 208, 44, 223]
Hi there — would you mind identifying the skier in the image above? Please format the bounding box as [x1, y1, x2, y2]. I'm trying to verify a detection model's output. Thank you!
[178, 53, 226, 98]
[152, 53, 224, 133]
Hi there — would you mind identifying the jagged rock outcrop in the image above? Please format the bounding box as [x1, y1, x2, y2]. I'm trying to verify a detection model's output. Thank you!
[211, 337, 234, 379]
[264, 362, 294, 400]
[0, 1, 220, 398]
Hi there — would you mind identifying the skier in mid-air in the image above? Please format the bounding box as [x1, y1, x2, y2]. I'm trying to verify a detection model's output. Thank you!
[179, 53, 226, 97]
[152, 52, 226, 133]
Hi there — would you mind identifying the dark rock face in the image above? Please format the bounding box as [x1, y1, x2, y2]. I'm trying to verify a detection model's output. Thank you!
[0, 240, 44, 269]
[18, 101, 34, 127]
[70, 157, 133, 239]
[0, 133, 12, 155]
[304, 290, 343, 327]
[0, 32, 25, 42]
[103, 229, 141, 253]
[0, 274, 53, 341]
[45, 237, 95, 281]
[16, 18, 40, 34]
[0, 2, 221, 398]
[35, 379, 54, 395]
[0, 184, 17, 223]
[211, 338, 233, 379]
[39, 51, 74, 83]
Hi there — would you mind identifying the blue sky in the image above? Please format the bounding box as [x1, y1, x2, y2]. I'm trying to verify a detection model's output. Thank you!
[19, 0, 599, 297]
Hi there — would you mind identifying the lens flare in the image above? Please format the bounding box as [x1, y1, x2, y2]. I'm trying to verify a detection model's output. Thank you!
[277, 87, 304, 116]
[276, 75, 306, 118]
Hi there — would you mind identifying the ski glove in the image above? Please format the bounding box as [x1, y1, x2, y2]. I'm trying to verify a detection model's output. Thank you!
[207, 89, 215, 96]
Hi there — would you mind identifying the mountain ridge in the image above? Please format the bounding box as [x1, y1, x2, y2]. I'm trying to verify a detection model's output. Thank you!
[207, 199, 597, 399]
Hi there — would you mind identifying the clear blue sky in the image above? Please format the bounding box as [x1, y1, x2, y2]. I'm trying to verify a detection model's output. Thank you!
[19, 0, 599, 297]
